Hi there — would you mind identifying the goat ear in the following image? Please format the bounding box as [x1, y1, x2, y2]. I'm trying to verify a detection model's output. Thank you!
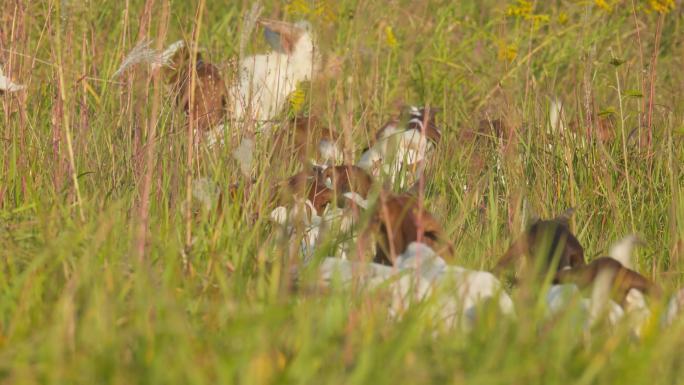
[259, 19, 304, 55]
[263, 27, 290, 54]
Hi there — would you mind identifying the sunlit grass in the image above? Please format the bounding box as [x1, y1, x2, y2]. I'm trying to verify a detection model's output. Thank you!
[1, 0, 683, 383]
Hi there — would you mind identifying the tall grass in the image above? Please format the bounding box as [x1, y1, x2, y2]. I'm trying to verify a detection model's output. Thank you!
[1, 0, 684, 383]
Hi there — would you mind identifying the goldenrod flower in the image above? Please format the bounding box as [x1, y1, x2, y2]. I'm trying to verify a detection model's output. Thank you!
[497, 42, 518, 62]
[529, 14, 550, 30]
[289, 84, 307, 113]
[507, 0, 533, 17]
[506, 0, 550, 30]
[385, 25, 398, 48]
[284, 0, 337, 23]
[284, 0, 309, 16]
[595, 0, 613, 12]
[648, 0, 675, 14]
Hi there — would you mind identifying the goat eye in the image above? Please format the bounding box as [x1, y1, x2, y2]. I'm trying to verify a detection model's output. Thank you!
[424, 231, 439, 242]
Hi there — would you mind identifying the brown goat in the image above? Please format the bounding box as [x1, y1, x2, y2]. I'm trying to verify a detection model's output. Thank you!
[321, 165, 374, 201]
[495, 211, 585, 279]
[554, 257, 659, 304]
[273, 168, 335, 215]
[270, 115, 341, 165]
[371, 192, 452, 265]
[165, 46, 226, 132]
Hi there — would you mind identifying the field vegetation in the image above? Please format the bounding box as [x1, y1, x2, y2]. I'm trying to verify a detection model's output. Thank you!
[1, 0, 684, 383]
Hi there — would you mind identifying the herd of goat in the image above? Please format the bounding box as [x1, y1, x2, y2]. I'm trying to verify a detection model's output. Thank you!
[3, 16, 684, 338]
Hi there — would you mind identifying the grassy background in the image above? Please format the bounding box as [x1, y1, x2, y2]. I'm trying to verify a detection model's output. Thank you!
[1, 0, 684, 383]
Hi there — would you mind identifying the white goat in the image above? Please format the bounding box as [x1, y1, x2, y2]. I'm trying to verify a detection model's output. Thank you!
[124, 18, 321, 146]
[270, 199, 321, 261]
[232, 19, 320, 125]
[357, 107, 440, 189]
[270, 193, 365, 262]
[317, 242, 515, 331]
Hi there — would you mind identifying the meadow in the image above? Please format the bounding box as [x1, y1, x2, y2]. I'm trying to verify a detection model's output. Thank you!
[1, 0, 684, 383]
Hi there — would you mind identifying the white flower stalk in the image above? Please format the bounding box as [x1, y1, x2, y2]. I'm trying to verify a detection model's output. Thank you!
[113, 39, 161, 78]
[152, 40, 186, 71]
[239, 2, 263, 61]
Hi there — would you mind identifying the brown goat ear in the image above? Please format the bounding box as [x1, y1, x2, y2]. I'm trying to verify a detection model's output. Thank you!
[259, 19, 305, 55]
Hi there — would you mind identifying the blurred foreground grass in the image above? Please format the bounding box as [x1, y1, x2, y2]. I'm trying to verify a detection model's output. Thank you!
[1, 0, 684, 383]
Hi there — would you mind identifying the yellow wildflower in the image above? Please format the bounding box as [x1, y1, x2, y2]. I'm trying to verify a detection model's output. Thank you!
[385, 25, 398, 48]
[529, 14, 550, 30]
[497, 41, 518, 62]
[288, 84, 307, 114]
[648, 0, 675, 13]
[284, 0, 309, 16]
[558, 12, 569, 24]
[284, 0, 336, 23]
[506, 0, 550, 30]
[507, 0, 533, 17]
[595, 0, 613, 12]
